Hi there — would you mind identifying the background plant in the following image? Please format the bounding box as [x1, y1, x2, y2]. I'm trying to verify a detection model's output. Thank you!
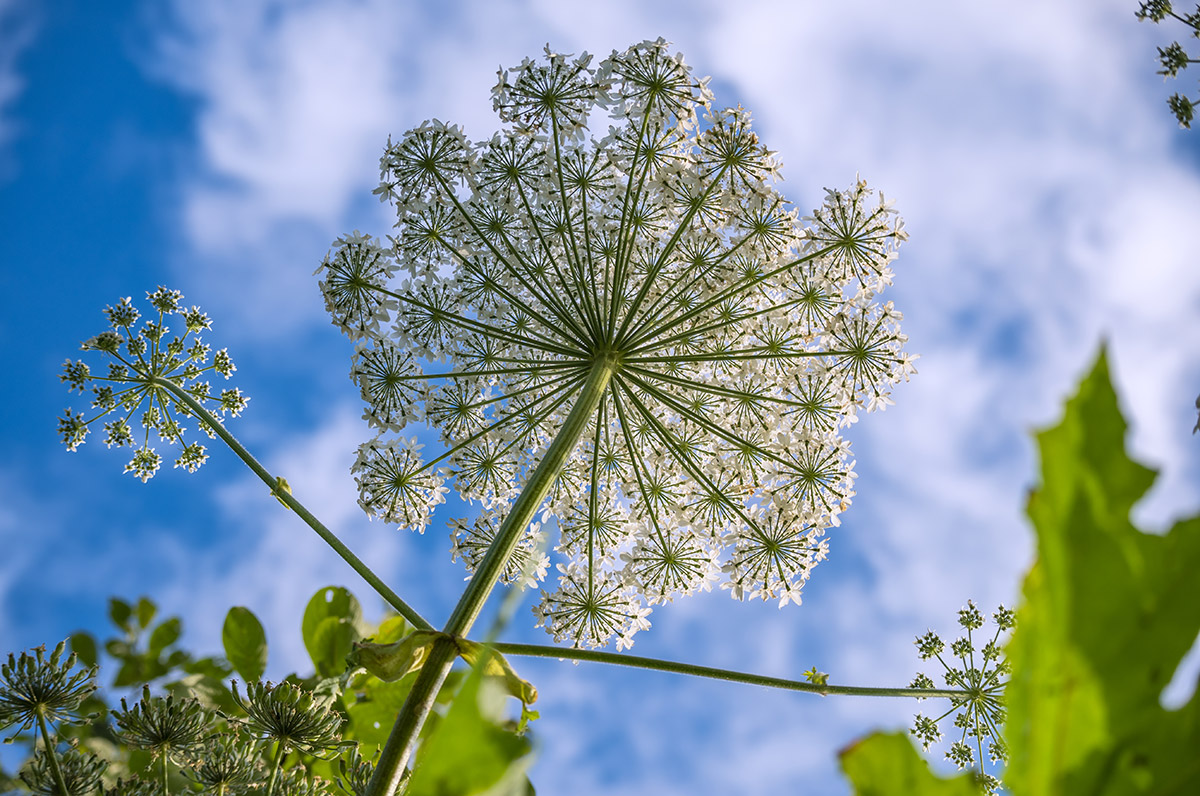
[841, 350, 1200, 794]
[53, 38, 923, 796]
[5, 3, 1200, 794]
[9, 349, 1199, 794]
[1137, 1, 1200, 126]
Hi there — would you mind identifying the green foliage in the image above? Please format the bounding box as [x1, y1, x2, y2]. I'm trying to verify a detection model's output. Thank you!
[840, 732, 982, 795]
[405, 651, 534, 796]
[3, 589, 518, 796]
[1006, 348, 1200, 794]
[223, 607, 269, 682]
[842, 347, 1200, 794]
[349, 634, 536, 708]
[302, 588, 364, 678]
[1, 765, 19, 793]
[100, 597, 221, 689]
[348, 632, 440, 684]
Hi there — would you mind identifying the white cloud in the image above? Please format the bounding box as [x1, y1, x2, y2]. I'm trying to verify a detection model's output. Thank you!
[0, 0, 35, 176]
[145, 404, 431, 676]
[121, 0, 1200, 793]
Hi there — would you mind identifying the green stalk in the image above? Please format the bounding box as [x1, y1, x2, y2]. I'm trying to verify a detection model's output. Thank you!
[152, 378, 431, 631]
[491, 643, 969, 700]
[35, 711, 71, 796]
[264, 742, 286, 796]
[160, 751, 169, 796]
[365, 357, 618, 796]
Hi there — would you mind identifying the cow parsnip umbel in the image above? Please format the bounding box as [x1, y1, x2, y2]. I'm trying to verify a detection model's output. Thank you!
[318, 39, 916, 651]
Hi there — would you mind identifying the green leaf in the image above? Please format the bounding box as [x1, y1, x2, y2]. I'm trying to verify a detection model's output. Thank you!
[1, 764, 19, 793]
[222, 607, 268, 682]
[406, 653, 534, 796]
[346, 667, 467, 753]
[108, 597, 133, 632]
[347, 675, 419, 752]
[374, 615, 412, 644]
[135, 596, 157, 629]
[1005, 346, 1200, 795]
[349, 631, 440, 683]
[70, 632, 98, 669]
[179, 656, 233, 680]
[457, 641, 538, 706]
[302, 587, 363, 677]
[167, 672, 237, 715]
[840, 732, 982, 795]
[148, 617, 182, 656]
[310, 616, 357, 678]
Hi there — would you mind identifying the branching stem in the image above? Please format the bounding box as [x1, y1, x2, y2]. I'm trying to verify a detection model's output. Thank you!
[364, 357, 618, 796]
[152, 378, 432, 631]
[35, 711, 70, 796]
[491, 643, 969, 699]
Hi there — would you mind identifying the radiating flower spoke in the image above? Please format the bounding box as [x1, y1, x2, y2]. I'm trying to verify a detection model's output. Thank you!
[321, 38, 914, 649]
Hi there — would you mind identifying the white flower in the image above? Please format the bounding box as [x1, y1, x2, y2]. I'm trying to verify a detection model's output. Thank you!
[59, 289, 245, 481]
[352, 437, 447, 533]
[323, 40, 915, 648]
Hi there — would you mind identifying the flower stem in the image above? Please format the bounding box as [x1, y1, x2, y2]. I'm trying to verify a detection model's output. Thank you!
[264, 742, 286, 796]
[160, 751, 169, 796]
[365, 357, 618, 796]
[152, 378, 431, 631]
[35, 711, 70, 796]
[491, 643, 969, 699]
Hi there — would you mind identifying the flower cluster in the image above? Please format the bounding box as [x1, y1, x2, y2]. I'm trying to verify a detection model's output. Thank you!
[112, 685, 210, 764]
[319, 40, 915, 649]
[910, 602, 1014, 794]
[0, 642, 96, 738]
[230, 680, 346, 758]
[20, 746, 107, 796]
[58, 288, 247, 481]
[1136, 1, 1200, 128]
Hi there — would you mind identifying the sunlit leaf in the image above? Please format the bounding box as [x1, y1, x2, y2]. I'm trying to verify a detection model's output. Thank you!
[1005, 347, 1200, 794]
[840, 732, 981, 795]
[302, 587, 363, 678]
[406, 653, 534, 796]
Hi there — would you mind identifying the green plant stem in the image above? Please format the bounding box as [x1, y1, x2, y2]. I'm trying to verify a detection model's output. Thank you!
[160, 752, 169, 796]
[265, 742, 286, 796]
[491, 643, 969, 699]
[365, 357, 618, 796]
[153, 378, 431, 631]
[35, 711, 70, 796]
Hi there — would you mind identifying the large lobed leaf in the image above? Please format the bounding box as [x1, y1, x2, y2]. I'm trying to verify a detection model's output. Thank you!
[842, 347, 1200, 794]
[1005, 347, 1200, 794]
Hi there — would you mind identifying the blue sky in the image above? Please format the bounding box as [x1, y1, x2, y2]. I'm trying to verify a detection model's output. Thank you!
[2, 1, 1199, 793]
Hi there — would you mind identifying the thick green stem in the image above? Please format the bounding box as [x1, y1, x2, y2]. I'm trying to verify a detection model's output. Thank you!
[160, 751, 169, 796]
[264, 742, 286, 796]
[491, 643, 969, 700]
[35, 711, 70, 796]
[153, 378, 431, 631]
[365, 357, 617, 796]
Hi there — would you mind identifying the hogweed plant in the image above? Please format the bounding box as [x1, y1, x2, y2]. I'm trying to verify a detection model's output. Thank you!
[42, 39, 1012, 796]
[909, 602, 1014, 794]
[1136, 0, 1200, 128]
[326, 36, 917, 791]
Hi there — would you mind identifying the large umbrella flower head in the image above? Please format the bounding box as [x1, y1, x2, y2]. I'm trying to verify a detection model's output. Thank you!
[318, 39, 915, 650]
